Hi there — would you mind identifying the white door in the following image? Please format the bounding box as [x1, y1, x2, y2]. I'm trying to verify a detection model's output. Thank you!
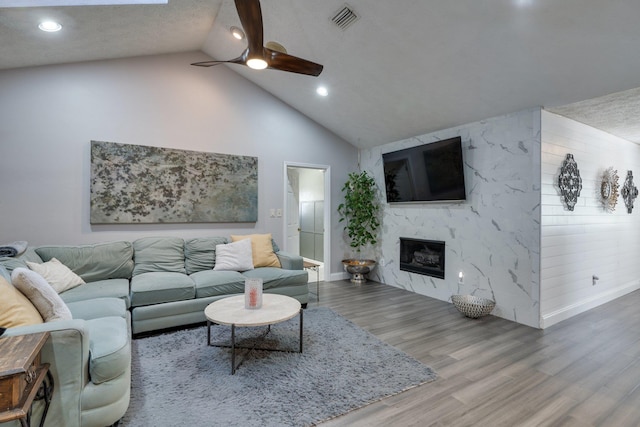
[283, 162, 330, 281]
[286, 171, 300, 255]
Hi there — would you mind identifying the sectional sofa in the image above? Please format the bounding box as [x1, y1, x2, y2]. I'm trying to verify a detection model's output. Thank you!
[0, 235, 308, 427]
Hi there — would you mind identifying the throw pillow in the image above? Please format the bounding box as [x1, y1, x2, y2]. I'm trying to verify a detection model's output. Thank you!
[26, 257, 85, 293]
[0, 276, 44, 328]
[213, 238, 254, 272]
[230, 234, 281, 268]
[11, 268, 73, 322]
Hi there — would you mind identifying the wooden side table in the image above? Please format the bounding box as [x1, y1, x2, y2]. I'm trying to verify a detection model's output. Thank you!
[0, 332, 54, 427]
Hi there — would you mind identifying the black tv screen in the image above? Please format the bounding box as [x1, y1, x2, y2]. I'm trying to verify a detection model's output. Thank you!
[382, 137, 466, 203]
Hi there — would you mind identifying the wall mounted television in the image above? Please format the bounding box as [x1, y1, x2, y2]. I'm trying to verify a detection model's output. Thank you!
[382, 136, 466, 203]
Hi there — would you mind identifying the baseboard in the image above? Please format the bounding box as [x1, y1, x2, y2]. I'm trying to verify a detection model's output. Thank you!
[541, 280, 640, 328]
[328, 272, 350, 282]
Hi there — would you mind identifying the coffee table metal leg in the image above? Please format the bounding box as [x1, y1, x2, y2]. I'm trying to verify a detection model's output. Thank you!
[207, 320, 211, 346]
[231, 323, 236, 375]
[299, 308, 304, 353]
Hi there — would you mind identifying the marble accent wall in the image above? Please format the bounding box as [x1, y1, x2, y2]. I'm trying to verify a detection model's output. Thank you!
[359, 108, 542, 328]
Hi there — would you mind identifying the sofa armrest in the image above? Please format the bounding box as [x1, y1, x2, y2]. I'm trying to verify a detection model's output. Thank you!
[276, 251, 304, 270]
[66, 297, 128, 320]
[3, 320, 91, 427]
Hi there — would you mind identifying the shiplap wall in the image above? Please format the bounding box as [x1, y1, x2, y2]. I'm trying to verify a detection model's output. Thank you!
[541, 110, 640, 328]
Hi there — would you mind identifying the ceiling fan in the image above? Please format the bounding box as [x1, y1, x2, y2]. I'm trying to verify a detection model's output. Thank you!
[191, 0, 323, 77]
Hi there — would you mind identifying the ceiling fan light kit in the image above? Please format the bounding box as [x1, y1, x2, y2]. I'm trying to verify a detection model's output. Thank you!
[247, 58, 267, 70]
[192, 0, 323, 77]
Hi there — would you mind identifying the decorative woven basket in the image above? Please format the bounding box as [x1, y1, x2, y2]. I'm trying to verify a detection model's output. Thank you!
[451, 294, 495, 318]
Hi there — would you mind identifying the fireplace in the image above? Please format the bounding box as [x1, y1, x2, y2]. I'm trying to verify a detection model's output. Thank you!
[399, 238, 445, 279]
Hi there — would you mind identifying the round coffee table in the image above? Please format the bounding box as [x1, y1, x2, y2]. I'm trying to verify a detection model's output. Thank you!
[204, 294, 303, 374]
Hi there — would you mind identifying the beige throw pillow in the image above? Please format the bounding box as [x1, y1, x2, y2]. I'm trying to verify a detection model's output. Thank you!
[11, 268, 72, 322]
[26, 257, 85, 293]
[0, 276, 44, 328]
[230, 234, 281, 268]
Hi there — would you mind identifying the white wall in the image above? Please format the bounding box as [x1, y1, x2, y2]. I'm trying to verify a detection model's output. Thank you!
[360, 109, 542, 328]
[0, 52, 357, 275]
[540, 110, 640, 327]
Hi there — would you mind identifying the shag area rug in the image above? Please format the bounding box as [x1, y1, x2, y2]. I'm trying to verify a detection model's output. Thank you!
[121, 307, 436, 426]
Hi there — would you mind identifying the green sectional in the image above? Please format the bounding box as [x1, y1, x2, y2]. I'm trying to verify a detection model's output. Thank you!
[0, 235, 308, 427]
[1, 236, 309, 335]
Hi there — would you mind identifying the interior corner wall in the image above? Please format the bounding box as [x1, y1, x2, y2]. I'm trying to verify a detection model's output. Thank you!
[540, 110, 640, 328]
[0, 52, 357, 276]
[359, 108, 542, 328]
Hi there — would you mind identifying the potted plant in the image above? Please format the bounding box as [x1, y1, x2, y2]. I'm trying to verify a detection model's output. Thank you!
[338, 171, 381, 283]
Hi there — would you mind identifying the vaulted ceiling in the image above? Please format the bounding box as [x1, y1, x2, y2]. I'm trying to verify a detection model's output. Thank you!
[2, 0, 640, 148]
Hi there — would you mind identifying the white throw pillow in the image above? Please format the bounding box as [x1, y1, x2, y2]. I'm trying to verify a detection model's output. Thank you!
[213, 238, 254, 272]
[11, 268, 73, 322]
[26, 258, 85, 293]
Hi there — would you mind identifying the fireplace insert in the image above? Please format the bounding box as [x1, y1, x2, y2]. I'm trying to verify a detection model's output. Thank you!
[399, 238, 445, 279]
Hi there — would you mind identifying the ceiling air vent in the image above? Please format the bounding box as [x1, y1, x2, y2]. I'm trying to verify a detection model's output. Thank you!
[330, 4, 359, 30]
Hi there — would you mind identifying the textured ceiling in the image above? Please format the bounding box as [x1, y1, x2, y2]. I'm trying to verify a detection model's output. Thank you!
[2, 0, 640, 148]
[0, 0, 221, 69]
[548, 87, 640, 143]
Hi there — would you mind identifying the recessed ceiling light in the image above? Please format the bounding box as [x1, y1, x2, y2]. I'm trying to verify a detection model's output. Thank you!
[230, 26, 245, 40]
[316, 86, 328, 97]
[38, 20, 62, 32]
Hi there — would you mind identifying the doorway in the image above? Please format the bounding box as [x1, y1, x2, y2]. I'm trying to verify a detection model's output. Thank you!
[284, 163, 330, 282]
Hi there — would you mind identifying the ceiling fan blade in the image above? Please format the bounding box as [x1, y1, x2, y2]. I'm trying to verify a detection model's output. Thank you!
[191, 55, 245, 67]
[191, 60, 225, 67]
[265, 48, 323, 77]
[235, 0, 263, 55]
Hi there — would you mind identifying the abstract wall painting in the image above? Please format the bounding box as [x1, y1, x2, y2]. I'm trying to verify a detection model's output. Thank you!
[90, 141, 258, 224]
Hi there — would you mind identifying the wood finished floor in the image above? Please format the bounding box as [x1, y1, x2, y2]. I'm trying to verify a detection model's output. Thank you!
[309, 280, 640, 427]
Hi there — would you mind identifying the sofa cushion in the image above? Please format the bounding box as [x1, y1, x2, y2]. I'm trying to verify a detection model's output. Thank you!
[213, 239, 253, 272]
[0, 276, 44, 327]
[190, 270, 246, 298]
[86, 316, 130, 385]
[11, 268, 73, 322]
[60, 279, 131, 308]
[133, 237, 185, 276]
[231, 234, 281, 268]
[130, 272, 195, 307]
[35, 241, 134, 282]
[0, 265, 10, 283]
[242, 267, 309, 290]
[184, 236, 228, 275]
[26, 258, 86, 293]
[0, 248, 44, 273]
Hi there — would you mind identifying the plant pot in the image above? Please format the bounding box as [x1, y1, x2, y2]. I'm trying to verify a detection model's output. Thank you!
[342, 259, 376, 284]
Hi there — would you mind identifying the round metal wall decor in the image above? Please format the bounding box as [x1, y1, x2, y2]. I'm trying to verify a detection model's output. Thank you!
[558, 153, 582, 211]
[621, 170, 639, 214]
[600, 167, 620, 213]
